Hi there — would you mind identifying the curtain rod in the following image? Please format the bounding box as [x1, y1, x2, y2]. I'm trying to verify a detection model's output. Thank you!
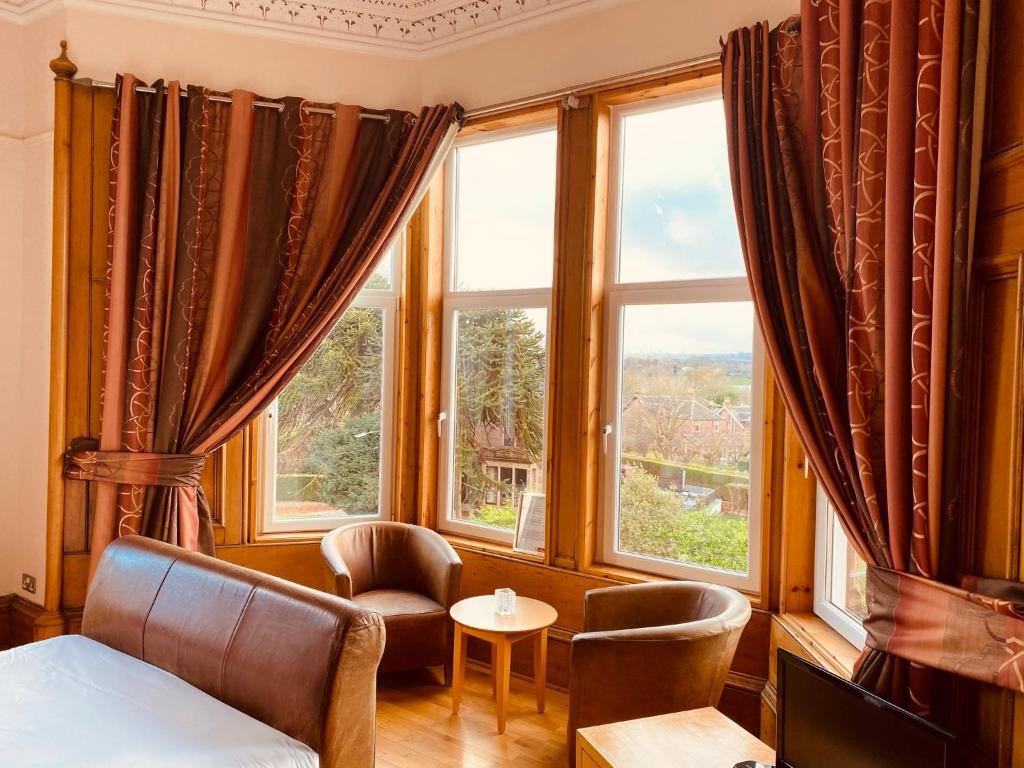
[85, 79, 391, 123]
[462, 51, 720, 120]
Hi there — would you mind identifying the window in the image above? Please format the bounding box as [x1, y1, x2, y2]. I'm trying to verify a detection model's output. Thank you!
[259, 244, 401, 534]
[599, 89, 764, 590]
[814, 485, 868, 647]
[437, 123, 556, 545]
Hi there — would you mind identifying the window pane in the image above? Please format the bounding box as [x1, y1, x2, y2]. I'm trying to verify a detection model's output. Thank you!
[832, 521, 868, 621]
[275, 306, 384, 521]
[449, 308, 548, 532]
[364, 249, 393, 290]
[617, 98, 744, 283]
[615, 302, 754, 572]
[453, 130, 556, 291]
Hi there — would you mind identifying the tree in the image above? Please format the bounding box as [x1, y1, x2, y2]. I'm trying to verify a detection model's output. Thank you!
[276, 307, 383, 474]
[305, 411, 383, 516]
[453, 308, 546, 510]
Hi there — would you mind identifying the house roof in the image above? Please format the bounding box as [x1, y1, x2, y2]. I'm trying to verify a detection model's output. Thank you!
[625, 395, 726, 422]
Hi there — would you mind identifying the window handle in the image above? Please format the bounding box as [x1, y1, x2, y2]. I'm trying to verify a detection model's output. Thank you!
[601, 423, 613, 455]
[437, 410, 448, 437]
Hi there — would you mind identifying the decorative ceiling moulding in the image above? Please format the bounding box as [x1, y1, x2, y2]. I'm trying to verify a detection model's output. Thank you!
[0, 0, 631, 57]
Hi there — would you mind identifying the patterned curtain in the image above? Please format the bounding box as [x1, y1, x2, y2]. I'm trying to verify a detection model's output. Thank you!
[721, 1, 1000, 712]
[65, 75, 461, 575]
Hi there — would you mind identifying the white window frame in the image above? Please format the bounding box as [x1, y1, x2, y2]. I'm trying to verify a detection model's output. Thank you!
[436, 122, 556, 545]
[597, 89, 764, 592]
[258, 244, 402, 535]
[814, 484, 868, 648]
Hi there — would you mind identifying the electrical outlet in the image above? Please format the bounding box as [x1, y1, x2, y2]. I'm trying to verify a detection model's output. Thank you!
[21, 573, 36, 594]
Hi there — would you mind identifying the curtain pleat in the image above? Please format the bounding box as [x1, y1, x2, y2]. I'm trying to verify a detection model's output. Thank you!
[71, 74, 461, 575]
[723, 0, 988, 713]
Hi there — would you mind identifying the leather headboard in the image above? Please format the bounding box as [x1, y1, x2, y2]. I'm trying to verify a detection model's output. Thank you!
[81, 536, 385, 766]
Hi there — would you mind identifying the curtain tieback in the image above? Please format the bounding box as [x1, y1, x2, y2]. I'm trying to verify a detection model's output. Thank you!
[864, 565, 1024, 694]
[63, 437, 207, 488]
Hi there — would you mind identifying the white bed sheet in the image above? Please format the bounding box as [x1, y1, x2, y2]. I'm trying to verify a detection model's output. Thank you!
[0, 634, 319, 768]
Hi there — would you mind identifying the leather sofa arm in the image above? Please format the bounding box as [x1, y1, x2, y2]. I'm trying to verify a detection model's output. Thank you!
[407, 527, 463, 609]
[320, 530, 354, 599]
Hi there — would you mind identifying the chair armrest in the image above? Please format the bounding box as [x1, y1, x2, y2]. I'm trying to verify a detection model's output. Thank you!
[407, 528, 463, 609]
[320, 532, 354, 599]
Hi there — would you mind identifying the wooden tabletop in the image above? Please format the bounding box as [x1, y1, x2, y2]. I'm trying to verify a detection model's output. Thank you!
[450, 595, 558, 634]
[577, 707, 775, 768]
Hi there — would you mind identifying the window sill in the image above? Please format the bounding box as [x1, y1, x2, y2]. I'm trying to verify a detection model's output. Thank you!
[774, 612, 861, 679]
[247, 530, 330, 545]
[440, 533, 545, 564]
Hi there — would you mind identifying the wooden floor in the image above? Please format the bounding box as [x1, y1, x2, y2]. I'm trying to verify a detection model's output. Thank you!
[376, 665, 569, 767]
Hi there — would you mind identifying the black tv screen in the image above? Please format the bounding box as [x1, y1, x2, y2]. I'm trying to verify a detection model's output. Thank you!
[777, 649, 954, 768]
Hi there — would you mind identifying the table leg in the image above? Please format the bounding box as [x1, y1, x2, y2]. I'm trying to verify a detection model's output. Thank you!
[533, 628, 547, 713]
[490, 643, 497, 697]
[451, 623, 467, 715]
[495, 637, 512, 734]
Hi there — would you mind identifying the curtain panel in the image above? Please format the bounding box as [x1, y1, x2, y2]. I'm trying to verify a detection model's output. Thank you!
[65, 74, 461, 575]
[722, 1, 994, 711]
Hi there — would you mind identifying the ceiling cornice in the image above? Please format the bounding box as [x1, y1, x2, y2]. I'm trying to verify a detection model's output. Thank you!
[0, 0, 630, 58]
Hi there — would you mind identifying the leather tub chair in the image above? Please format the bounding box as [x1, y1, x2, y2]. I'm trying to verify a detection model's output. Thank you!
[321, 521, 463, 684]
[567, 580, 752, 765]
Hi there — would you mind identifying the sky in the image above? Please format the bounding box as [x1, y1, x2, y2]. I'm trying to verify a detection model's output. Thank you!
[449, 96, 752, 356]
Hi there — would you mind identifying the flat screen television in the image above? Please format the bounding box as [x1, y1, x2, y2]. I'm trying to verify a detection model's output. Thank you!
[776, 649, 954, 768]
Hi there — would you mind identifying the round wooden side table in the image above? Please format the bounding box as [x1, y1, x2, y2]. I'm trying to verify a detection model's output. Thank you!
[449, 595, 558, 734]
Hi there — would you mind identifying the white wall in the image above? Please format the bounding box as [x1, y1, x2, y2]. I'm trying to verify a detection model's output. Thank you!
[420, 0, 798, 109]
[0, 9, 63, 601]
[0, 0, 796, 603]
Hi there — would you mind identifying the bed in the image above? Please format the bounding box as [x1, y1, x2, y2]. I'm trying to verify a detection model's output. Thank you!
[0, 536, 386, 768]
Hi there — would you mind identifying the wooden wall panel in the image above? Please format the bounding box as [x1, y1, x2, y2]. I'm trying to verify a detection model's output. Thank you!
[959, 4, 1024, 764]
[61, 84, 114, 556]
[985, 1, 1024, 158]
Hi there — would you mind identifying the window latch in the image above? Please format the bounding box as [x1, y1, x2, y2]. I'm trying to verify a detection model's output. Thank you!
[601, 423, 613, 455]
[437, 410, 448, 437]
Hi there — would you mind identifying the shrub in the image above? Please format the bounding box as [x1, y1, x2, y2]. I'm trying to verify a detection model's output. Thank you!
[618, 468, 747, 572]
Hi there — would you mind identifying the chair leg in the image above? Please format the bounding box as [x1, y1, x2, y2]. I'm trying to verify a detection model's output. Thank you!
[443, 662, 453, 687]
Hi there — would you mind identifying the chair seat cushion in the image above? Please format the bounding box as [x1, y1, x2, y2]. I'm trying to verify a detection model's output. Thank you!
[352, 590, 449, 673]
[353, 589, 445, 620]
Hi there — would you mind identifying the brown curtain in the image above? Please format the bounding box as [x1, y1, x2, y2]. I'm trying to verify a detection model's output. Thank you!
[65, 74, 461, 575]
[722, 1, 992, 712]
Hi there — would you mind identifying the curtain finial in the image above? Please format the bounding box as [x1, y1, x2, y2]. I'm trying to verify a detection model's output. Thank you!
[50, 40, 78, 81]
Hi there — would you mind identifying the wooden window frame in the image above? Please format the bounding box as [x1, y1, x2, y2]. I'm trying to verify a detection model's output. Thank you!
[595, 85, 765, 591]
[436, 116, 558, 546]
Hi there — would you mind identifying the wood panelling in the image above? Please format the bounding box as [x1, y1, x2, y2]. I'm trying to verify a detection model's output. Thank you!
[410, 180, 445, 530]
[60, 83, 114, 558]
[959, 3, 1024, 765]
[0, 595, 66, 648]
[984, 0, 1024, 158]
[215, 542, 324, 589]
[547, 94, 605, 571]
[760, 614, 860, 746]
[0, 595, 11, 651]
